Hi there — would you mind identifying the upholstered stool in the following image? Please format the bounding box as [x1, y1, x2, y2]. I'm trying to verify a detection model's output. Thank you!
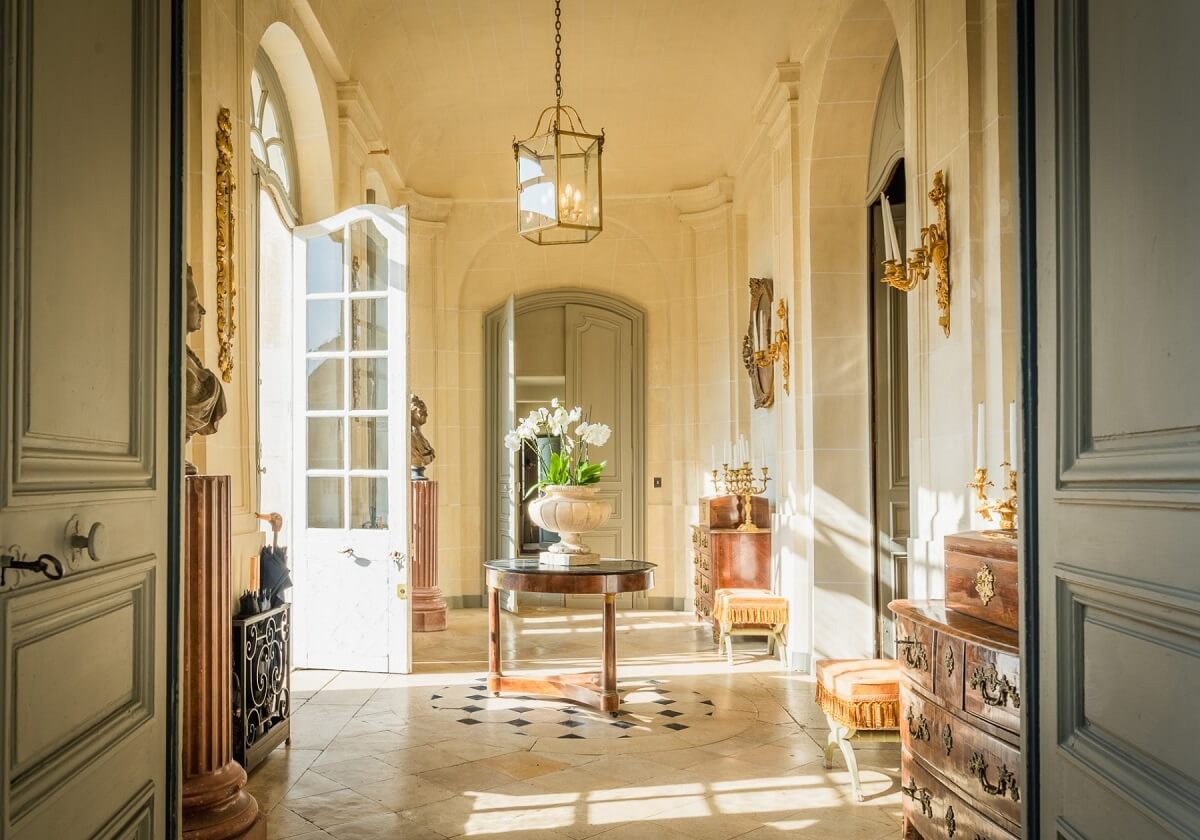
[713, 588, 789, 665]
[814, 658, 901, 801]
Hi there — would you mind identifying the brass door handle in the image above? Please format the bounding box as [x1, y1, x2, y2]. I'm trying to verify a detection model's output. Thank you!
[897, 637, 930, 671]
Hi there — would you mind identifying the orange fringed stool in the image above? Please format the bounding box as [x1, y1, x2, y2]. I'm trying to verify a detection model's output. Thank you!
[814, 658, 901, 801]
[713, 588, 789, 665]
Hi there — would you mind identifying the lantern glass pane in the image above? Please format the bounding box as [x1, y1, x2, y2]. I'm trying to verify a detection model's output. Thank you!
[516, 133, 558, 233]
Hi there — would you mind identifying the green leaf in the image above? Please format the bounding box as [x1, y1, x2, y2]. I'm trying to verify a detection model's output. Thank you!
[575, 459, 606, 485]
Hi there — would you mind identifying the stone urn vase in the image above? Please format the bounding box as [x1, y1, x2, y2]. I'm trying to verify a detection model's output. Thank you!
[526, 485, 611, 566]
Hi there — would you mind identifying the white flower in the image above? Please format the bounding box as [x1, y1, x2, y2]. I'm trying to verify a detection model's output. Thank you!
[548, 406, 571, 436]
[503, 432, 521, 452]
[577, 422, 611, 447]
[550, 397, 560, 409]
[568, 406, 582, 423]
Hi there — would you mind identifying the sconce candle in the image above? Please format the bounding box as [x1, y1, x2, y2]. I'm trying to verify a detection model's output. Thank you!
[1008, 401, 1017, 466]
[975, 402, 986, 469]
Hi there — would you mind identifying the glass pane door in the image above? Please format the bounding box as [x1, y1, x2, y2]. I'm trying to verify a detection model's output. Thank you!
[292, 205, 409, 674]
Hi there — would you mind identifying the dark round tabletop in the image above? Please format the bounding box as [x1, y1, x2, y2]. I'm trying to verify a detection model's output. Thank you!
[484, 558, 655, 595]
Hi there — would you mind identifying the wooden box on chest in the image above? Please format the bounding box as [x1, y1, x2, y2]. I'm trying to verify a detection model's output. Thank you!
[692, 495, 771, 638]
[892, 532, 1022, 839]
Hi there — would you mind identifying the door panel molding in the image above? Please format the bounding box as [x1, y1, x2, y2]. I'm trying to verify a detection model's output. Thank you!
[1055, 564, 1200, 836]
[1, 0, 160, 502]
[2, 557, 156, 826]
[1054, 0, 1200, 501]
[93, 782, 156, 840]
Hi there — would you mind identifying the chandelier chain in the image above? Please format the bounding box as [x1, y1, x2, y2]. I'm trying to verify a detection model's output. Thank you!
[554, 0, 562, 106]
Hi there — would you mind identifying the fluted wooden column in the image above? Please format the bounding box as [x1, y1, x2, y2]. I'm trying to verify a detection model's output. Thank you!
[411, 479, 447, 631]
[183, 475, 265, 839]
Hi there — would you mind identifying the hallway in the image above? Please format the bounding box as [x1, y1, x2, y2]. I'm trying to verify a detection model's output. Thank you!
[248, 610, 902, 839]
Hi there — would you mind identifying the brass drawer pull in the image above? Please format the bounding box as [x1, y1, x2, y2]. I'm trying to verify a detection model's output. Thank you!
[900, 778, 933, 818]
[941, 722, 953, 755]
[943, 642, 955, 676]
[968, 752, 1021, 802]
[970, 663, 1021, 709]
[897, 636, 930, 671]
[906, 706, 931, 742]
[945, 804, 957, 837]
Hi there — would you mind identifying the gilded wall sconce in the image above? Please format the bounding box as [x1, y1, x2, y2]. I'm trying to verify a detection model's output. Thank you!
[215, 106, 237, 383]
[742, 277, 791, 409]
[881, 169, 951, 337]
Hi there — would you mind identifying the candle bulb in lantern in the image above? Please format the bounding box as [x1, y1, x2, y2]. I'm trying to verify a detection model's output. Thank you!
[975, 402, 986, 469]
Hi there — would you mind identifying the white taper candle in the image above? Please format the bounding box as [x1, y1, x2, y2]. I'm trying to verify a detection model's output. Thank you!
[1008, 401, 1018, 468]
[975, 402, 986, 469]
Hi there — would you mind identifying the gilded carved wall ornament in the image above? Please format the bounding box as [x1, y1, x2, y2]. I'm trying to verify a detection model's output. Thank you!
[215, 106, 237, 383]
[975, 563, 996, 606]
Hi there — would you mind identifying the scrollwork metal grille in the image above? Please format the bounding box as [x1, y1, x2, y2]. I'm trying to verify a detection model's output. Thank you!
[233, 603, 291, 771]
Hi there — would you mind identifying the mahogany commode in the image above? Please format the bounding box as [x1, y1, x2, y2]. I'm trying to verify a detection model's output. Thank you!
[485, 558, 655, 714]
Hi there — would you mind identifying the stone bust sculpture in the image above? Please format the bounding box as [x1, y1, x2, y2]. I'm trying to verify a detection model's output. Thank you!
[185, 266, 227, 474]
[410, 394, 435, 478]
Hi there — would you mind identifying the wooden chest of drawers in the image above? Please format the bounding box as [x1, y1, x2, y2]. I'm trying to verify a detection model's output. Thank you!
[692, 495, 770, 639]
[891, 592, 1022, 839]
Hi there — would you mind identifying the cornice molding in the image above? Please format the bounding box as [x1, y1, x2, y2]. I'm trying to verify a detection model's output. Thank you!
[399, 188, 454, 224]
[337, 82, 386, 153]
[669, 177, 734, 218]
[752, 61, 804, 129]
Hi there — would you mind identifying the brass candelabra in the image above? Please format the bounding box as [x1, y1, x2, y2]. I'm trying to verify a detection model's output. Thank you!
[712, 462, 771, 532]
[967, 462, 1018, 536]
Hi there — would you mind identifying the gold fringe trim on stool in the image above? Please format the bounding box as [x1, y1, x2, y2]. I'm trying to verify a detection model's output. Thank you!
[713, 605, 789, 626]
[816, 682, 900, 731]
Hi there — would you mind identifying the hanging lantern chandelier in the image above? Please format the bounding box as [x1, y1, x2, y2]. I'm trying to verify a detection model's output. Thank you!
[513, 0, 604, 245]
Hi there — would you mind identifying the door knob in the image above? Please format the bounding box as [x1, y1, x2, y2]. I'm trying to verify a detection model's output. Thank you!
[65, 517, 108, 562]
[338, 546, 356, 556]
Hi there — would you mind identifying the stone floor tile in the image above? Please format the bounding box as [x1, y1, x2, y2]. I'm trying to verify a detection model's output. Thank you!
[285, 789, 393, 829]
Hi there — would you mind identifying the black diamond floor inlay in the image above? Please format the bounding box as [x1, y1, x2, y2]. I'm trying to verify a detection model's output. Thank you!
[429, 682, 722, 742]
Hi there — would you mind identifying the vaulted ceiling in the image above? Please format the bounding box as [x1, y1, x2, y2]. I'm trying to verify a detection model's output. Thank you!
[308, 0, 835, 200]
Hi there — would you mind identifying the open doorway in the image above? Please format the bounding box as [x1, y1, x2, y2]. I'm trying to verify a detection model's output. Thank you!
[484, 291, 646, 612]
[252, 53, 413, 674]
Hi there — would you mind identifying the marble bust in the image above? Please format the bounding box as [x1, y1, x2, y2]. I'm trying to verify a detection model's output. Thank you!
[185, 266, 227, 473]
[410, 394, 435, 478]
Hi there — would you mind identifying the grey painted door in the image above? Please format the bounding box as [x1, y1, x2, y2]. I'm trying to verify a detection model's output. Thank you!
[493, 296, 519, 611]
[1033, 1, 1200, 835]
[870, 200, 910, 659]
[0, 0, 171, 837]
[562, 302, 642, 609]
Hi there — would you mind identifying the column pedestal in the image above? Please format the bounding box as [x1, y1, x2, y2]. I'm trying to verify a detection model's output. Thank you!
[411, 479, 447, 632]
[183, 475, 265, 839]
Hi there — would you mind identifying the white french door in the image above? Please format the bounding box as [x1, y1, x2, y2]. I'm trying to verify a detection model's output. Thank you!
[292, 205, 410, 674]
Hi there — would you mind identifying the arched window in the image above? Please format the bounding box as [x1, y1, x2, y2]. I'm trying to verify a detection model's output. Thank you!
[250, 50, 299, 222]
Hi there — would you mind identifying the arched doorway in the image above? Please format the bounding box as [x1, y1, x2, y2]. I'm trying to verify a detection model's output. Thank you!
[485, 290, 646, 612]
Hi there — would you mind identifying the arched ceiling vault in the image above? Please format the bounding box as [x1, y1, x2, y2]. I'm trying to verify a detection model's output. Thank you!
[306, 0, 839, 201]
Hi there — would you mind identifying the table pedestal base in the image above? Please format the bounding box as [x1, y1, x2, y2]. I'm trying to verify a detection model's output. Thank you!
[487, 672, 620, 714]
[489, 587, 621, 715]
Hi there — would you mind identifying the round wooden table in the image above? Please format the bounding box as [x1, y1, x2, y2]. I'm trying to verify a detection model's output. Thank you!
[485, 558, 655, 714]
